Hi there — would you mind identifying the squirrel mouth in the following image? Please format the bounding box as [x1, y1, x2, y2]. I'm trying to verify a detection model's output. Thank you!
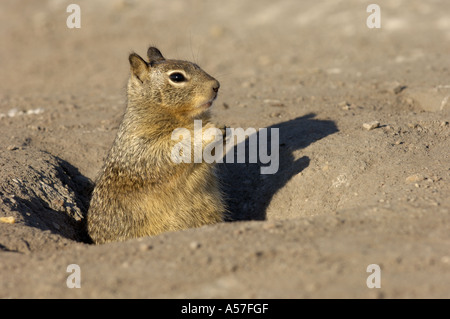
[199, 97, 216, 109]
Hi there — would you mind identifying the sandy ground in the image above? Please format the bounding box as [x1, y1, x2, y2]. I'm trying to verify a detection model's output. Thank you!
[0, 0, 449, 298]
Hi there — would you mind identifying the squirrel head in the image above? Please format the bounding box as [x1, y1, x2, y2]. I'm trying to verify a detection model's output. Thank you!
[127, 47, 220, 118]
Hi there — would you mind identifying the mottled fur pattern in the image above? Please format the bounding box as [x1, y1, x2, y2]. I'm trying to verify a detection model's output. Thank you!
[87, 47, 225, 244]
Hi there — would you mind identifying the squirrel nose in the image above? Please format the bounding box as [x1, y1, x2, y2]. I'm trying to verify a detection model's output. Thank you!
[212, 80, 220, 93]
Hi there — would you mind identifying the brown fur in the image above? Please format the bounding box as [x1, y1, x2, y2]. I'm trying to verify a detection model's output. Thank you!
[87, 47, 226, 244]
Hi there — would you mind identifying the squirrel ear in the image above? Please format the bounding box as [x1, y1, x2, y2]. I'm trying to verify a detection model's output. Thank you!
[129, 53, 148, 82]
[147, 47, 165, 66]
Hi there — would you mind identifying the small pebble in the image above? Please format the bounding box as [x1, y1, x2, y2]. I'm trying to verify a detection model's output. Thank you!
[7, 108, 19, 117]
[338, 101, 351, 110]
[263, 99, 284, 107]
[139, 243, 153, 251]
[189, 241, 201, 250]
[270, 112, 282, 118]
[26, 108, 44, 115]
[405, 174, 425, 184]
[363, 121, 380, 130]
[0, 216, 15, 224]
[393, 84, 407, 94]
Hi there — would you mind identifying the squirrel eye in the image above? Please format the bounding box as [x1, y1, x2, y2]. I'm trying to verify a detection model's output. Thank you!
[169, 72, 186, 83]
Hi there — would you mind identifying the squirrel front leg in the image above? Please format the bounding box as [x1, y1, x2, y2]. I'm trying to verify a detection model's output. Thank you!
[202, 122, 231, 150]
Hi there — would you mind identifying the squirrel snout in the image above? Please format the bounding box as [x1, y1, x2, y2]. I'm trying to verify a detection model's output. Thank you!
[212, 80, 220, 93]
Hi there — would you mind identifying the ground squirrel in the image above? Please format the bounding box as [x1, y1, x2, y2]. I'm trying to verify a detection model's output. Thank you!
[87, 47, 226, 244]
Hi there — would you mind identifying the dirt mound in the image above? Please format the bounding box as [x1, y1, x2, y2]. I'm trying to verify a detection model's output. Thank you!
[0, 149, 91, 252]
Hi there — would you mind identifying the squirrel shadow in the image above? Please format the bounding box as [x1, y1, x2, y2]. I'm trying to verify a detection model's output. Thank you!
[218, 112, 338, 221]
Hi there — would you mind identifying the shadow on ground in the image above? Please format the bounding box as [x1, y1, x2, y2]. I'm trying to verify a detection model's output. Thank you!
[219, 113, 338, 221]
